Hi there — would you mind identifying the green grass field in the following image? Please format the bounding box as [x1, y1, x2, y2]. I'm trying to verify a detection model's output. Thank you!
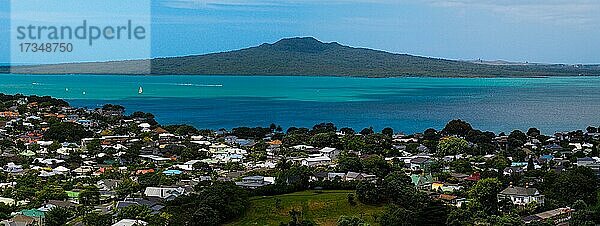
[228, 190, 384, 226]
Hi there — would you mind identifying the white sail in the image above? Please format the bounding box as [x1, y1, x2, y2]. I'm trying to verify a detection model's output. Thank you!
[138, 86, 143, 94]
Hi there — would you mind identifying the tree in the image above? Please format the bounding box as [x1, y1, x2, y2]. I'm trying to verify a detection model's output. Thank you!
[48, 141, 62, 152]
[466, 130, 494, 146]
[379, 206, 415, 226]
[0, 203, 14, 221]
[85, 139, 102, 154]
[340, 127, 355, 135]
[359, 128, 374, 135]
[45, 207, 74, 226]
[166, 182, 249, 225]
[280, 209, 316, 226]
[527, 158, 535, 171]
[337, 153, 363, 173]
[312, 123, 337, 134]
[82, 212, 113, 226]
[356, 181, 384, 205]
[361, 155, 391, 178]
[36, 185, 68, 202]
[486, 213, 525, 225]
[174, 125, 198, 136]
[102, 104, 125, 112]
[436, 137, 469, 156]
[585, 126, 598, 134]
[450, 159, 473, 174]
[541, 166, 599, 206]
[423, 128, 440, 141]
[117, 204, 152, 221]
[44, 122, 93, 142]
[347, 194, 356, 206]
[527, 128, 541, 137]
[468, 178, 503, 214]
[509, 130, 527, 144]
[309, 132, 340, 148]
[383, 172, 425, 208]
[79, 186, 101, 206]
[190, 204, 220, 226]
[381, 127, 394, 137]
[442, 119, 473, 136]
[115, 178, 140, 199]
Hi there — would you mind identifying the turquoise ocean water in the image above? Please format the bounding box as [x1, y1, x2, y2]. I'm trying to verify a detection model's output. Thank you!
[1, 74, 599, 133]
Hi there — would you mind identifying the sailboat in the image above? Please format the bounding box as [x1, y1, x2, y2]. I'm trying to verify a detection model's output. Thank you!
[138, 86, 143, 94]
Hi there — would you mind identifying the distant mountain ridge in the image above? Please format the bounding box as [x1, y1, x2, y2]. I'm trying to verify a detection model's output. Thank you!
[3, 37, 600, 77]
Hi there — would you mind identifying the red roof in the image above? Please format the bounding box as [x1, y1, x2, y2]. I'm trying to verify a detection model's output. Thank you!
[465, 172, 481, 181]
[136, 169, 155, 175]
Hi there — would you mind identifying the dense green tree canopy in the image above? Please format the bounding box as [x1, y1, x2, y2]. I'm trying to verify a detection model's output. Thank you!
[436, 137, 470, 156]
[44, 122, 94, 142]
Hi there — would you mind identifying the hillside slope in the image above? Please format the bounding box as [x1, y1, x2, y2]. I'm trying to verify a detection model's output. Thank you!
[4, 37, 600, 77]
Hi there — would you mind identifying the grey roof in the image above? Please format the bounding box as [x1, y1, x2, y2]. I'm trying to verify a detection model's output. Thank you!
[346, 172, 362, 178]
[504, 167, 524, 172]
[499, 186, 540, 196]
[115, 201, 138, 209]
[410, 157, 430, 164]
[47, 200, 76, 208]
[243, 176, 265, 180]
[577, 157, 595, 162]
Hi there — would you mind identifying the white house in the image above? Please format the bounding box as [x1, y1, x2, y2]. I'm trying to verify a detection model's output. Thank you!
[497, 186, 544, 206]
[318, 147, 340, 160]
[144, 187, 185, 200]
[301, 156, 332, 167]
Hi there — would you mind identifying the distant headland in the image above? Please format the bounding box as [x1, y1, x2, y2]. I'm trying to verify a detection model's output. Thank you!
[3, 37, 600, 77]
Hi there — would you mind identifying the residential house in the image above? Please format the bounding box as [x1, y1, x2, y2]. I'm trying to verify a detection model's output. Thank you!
[1, 214, 38, 226]
[139, 155, 172, 164]
[411, 174, 433, 190]
[497, 186, 544, 206]
[112, 219, 148, 226]
[345, 172, 376, 182]
[0, 197, 15, 206]
[522, 208, 573, 224]
[431, 182, 462, 193]
[116, 198, 164, 214]
[576, 157, 597, 166]
[235, 176, 274, 189]
[97, 179, 121, 191]
[301, 156, 332, 167]
[144, 187, 185, 201]
[436, 194, 467, 207]
[503, 166, 524, 176]
[3, 163, 23, 173]
[318, 147, 340, 160]
[327, 172, 346, 181]
[410, 157, 432, 171]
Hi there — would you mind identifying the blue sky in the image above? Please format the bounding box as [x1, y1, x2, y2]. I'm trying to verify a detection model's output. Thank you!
[1, 0, 600, 64]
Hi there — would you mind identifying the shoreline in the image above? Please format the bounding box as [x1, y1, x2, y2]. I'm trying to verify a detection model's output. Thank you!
[5, 72, 600, 79]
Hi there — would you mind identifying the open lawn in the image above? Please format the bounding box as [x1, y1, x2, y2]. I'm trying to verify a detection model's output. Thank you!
[228, 190, 384, 226]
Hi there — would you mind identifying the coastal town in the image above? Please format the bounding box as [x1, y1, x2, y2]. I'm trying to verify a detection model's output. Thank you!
[0, 93, 598, 226]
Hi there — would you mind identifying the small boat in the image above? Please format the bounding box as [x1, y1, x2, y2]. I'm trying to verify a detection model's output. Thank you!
[65, 88, 69, 92]
[138, 86, 143, 94]
[82, 91, 86, 95]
